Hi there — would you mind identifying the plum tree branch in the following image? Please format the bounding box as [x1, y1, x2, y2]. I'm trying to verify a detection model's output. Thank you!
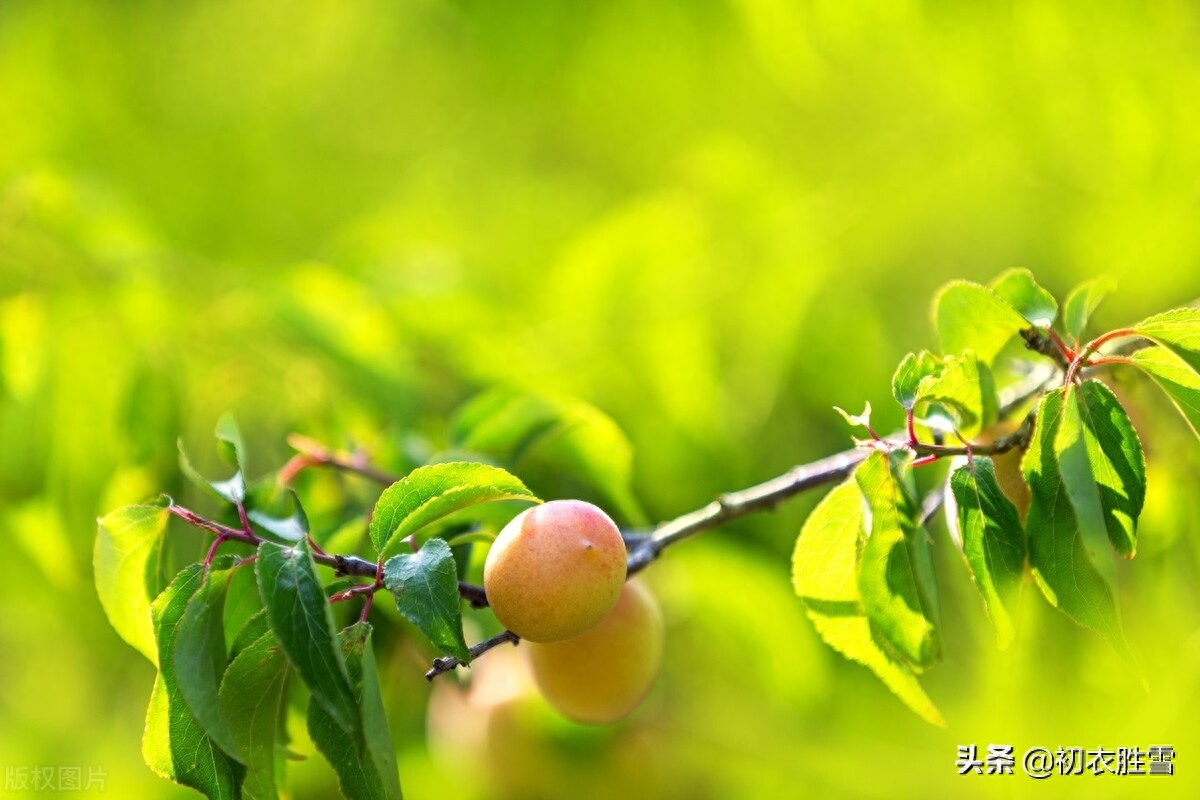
[625, 370, 1051, 576]
[425, 630, 520, 680]
[176, 366, 1058, 679]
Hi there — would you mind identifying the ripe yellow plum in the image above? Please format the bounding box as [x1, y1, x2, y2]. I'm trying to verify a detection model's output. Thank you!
[526, 578, 663, 724]
[484, 499, 627, 643]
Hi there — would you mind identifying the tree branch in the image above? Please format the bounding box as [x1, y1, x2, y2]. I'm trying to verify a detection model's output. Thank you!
[279, 434, 400, 487]
[173, 369, 1056, 679]
[425, 630, 520, 681]
[626, 371, 1051, 577]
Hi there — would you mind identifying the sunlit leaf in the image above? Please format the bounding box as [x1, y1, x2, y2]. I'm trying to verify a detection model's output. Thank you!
[990, 268, 1057, 328]
[218, 630, 288, 800]
[855, 452, 941, 670]
[174, 556, 243, 761]
[833, 401, 873, 430]
[949, 459, 1025, 648]
[382, 538, 470, 663]
[912, 351, 998, 437]
[256, 538, 360, 738]
[891, 351, 939, 410]
[94, 501, 170, 665]
[792, 476, 943, 726]
[307, 623, 403, 800]
[1132, 345, 1200, 441]
[1022, 390, 1129, 657]
[933, 280, 1029, 366]
[144, 565, 245, 798]
[1076, 380, 1144, 557]
[1062, 277, 1115, 343]
[369, 462, 539, 559]
[1135, 307, 1200, 374]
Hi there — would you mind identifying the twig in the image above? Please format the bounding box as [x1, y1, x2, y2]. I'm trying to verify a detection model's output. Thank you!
[425, 630, 520, 681]
[626, 373, 1050, 576]
[279, 434, 400, 487]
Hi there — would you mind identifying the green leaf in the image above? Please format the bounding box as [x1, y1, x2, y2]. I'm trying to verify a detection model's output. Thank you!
[179, 440, 244, 505]
[449, 388, 645, 525]
[792, 477, 943, 726]
[1132, 345, 1200, 440]
[891, 351, 939, 410]
[933, 280, 1030, 366]
[833, 401, 873, 431]
[855, 452, 941, 670]
[1135, 307, 1200, 374]
[216, 413, 249, 475]
[989, 268, 1057, 328]
[144, 565, 245, 799]
[949, 459, 1025, 648]
[368, 462, 539, 559]
[94, 501, 170, 665]
[174, 557, 243, 761]
[1075, 380, 1145, 557]
[218, 630, 288, 800]
[307, 623, 404, 800]
[912, 351, 998, 438]
[1062, 277, 1115, 343]
[1053, 387, 1118, 587]
[256, 538, 360, 737]
[245, 482, 308, 543]
[229, 608, 271, 661]
[1022, 390, 1129, 657]
[382, 538, 470, 663]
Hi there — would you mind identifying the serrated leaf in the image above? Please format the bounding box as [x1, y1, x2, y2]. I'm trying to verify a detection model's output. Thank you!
[949, 459, 1025, 648]
[95, 502, 170, 665]
[855, 452, 941, 670]
[891, 352, 939, 410]
[1022, 390, 1129, 657]
[989, 268, 1057, 328]
[1053, 386, 1118, 587]
[933, 280, 1030, 366]
[1062, 277, 1115, 343]
[307, 623, 403, 800]
[792, 477, 943, 726]
[369, 462, 539, 559]
[1132, 345, 1200, 441]
[1135, 307, 1200, 374]
[449, 388, 645, 525]
[913, 351, 998, 437]
[174, 556, 243, 761]
[144, 565, 245, 799]
[1077, 380, 1145, 557]
[218, 630, 288, 800]
[382, 538, 470, 663]
[256, 539, 360, 738]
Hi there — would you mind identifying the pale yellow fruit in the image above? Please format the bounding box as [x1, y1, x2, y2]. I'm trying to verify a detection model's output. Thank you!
[484, 499, 627, 643]
[526, 578, 663, 724]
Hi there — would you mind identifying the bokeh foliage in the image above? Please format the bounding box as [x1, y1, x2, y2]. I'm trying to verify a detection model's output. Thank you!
[3, 1, 1200, 797]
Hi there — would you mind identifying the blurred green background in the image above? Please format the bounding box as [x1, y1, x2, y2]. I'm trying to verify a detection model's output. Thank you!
[3, 0, 1200, 797]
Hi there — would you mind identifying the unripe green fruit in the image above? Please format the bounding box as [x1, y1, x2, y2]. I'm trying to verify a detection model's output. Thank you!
[484, 499, 627, 643]
[526, 578, 663, 724]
